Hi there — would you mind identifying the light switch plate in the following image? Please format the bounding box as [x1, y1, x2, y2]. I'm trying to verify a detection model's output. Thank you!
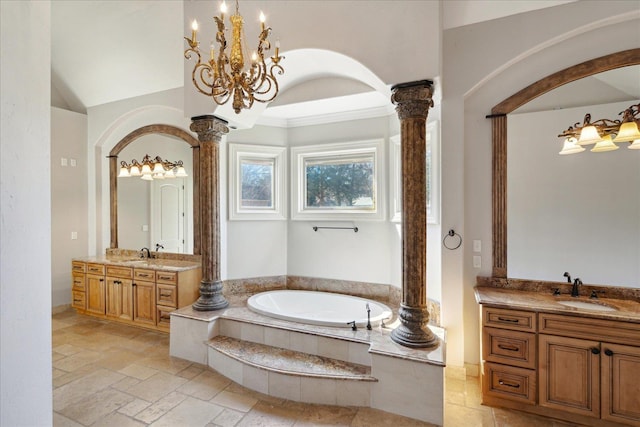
[61, 158, 68, 167]
[70, 158, 77, 167]
[71, 231, 78, 240]
[473, 256, 482, 268]
[142, 225, 149, 232]
[473, 240, 481, 252]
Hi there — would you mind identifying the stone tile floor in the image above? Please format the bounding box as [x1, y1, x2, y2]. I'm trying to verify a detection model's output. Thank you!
[53, 309, 577, 426]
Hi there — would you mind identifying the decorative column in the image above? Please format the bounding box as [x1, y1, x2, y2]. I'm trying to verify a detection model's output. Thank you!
[390, 80, 438, 348]
[190, 115, 229, 311]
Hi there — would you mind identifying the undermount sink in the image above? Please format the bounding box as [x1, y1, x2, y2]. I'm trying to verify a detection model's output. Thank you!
[557, 300, 617, 312]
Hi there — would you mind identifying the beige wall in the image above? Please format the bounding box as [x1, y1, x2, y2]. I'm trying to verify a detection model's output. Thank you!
[51, 107, 88, 307]
[442, 1, 640, 368]
[1, 1, 53, 424]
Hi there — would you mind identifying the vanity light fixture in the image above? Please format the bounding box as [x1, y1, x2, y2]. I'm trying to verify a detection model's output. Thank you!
[558, 103, 640, 155]
[118, 154, 188, 181]
[183, 0, 284, 114]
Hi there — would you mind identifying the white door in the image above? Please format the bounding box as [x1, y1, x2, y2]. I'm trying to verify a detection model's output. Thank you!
[151, 179, 185, 253]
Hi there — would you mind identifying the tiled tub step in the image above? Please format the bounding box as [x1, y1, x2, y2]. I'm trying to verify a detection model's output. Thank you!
[208, 336, 376, 381]
[207, 336, 376, 406]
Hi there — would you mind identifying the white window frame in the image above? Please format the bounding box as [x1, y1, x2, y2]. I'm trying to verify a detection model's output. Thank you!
[229, 143, 286, 220]
[291, 139, 385, 221]
[390, 121, 440, 224]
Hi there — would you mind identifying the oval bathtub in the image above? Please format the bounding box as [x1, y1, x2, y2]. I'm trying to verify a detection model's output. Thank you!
[247, 290, 393, 328]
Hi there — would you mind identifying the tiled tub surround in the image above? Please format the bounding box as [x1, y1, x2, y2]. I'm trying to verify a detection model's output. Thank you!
[170, 302, 446, 425]
[223, 275, 442, 327]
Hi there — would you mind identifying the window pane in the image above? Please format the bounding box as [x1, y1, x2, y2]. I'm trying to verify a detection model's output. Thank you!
[305, 154, 375, 209]
[241, 159, 274, 209]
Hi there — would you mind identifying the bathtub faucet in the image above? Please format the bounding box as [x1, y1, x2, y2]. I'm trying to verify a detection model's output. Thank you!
[365, 303, 372, 330]
[347, 321, 357, 331]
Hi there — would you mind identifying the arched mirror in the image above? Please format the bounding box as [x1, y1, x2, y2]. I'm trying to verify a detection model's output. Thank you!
[109, 124, 201, 254]
[490, 49, 640, 286]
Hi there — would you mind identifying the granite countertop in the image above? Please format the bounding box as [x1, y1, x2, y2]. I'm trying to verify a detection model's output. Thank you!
[475, 286, 640, 323]
[74, 255, 201, 272]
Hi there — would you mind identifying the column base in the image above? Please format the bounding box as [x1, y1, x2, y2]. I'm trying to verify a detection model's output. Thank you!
[390, 304, 438, 348]
[192, 279, 229, 311]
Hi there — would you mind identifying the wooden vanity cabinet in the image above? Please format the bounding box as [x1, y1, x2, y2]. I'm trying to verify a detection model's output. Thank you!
[482, 307, 537, 405]
[71, 259, 201, 333]
[132, 268, 156, 327]
[85, 263, 106, 315]
[482, 305, 640, 427]
[105, 265, 134, 322]
[538, 313, 640, 427]
[71, 261, 86, 311]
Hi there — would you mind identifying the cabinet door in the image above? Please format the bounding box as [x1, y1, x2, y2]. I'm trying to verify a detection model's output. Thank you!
[86, 274, 106, 315]
[601, 342, 640, 426]
[119, 279, 133, 321]
[106, 278, 133, 321]
[105, 278, 120, 318]
[539, 334, 600, 418]
[133, 281, 156, 326]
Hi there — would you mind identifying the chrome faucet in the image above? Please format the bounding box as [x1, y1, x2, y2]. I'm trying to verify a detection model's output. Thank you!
[571, 278, 582, 297]
[140, 247, 151, 259]
[365, 303, 372, 330]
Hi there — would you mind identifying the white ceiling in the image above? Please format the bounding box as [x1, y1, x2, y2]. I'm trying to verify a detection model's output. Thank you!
[54, 0, 623, 120]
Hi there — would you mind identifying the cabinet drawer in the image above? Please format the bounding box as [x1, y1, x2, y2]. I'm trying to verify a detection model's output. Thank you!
[484, 362, 536, 405]
[156, 271, 177, 284]
[72, 273, 85, 292]
[106, 265, 133, 279]
[157, 284, 177, 308]
[72, 261, 86, 273]
[483, 307, 536, 332]
[72, 291, 86, 310]
[539, 313, 640, 347]
[134, 269, 156, 282]
[86, 263, 105, 275]
[157, 305, 174, 329]
[483, 327, 536, 369]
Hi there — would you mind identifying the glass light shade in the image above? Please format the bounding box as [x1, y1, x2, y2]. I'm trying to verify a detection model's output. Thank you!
[590, 135, 619, 152]
[129, 165, 141, 176]
[559, 137, 585, 155]
[152, 162, 165, 174]
[175, 166, 188, 177]
[118, 166, 130, 177]
[164, 168, 176, 178]
[141, 173, 153, 181]
[612, 121, 640, 143]
[628, 139, 640, 150]
[578, 125, 603, 145]
[141, 164, 152, 175]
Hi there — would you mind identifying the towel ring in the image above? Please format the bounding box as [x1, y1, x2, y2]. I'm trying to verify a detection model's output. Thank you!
[443, 229, 462, 250]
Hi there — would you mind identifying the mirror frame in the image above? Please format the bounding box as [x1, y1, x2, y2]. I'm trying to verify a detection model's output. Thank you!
[108, 124, 201, 254]
[489, 48, 640, 278]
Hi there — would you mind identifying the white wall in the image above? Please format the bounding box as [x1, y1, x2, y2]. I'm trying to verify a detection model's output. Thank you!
[508, 102, 640, 287]
[443, 1, 640, 368]
[1, 1, 53, 425]
[87, 88, 191, 255]
[52, 107, 88, 307]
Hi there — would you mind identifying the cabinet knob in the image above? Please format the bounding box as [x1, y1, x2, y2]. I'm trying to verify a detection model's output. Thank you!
[591, 347, 600, 355]
[604, 349, 614, 357]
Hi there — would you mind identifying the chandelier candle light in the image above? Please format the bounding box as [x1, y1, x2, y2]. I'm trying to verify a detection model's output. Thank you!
[558, 103, 640, 155]
[118, 154, 188, 181]
[184, 0, 284, 114]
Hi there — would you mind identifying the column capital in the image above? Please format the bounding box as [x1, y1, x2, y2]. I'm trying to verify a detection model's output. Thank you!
[190, 115, 229, 143]
[391, 80, 434, 120]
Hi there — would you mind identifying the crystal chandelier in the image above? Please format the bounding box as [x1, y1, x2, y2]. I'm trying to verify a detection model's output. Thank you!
[558, 103, 640, 155]
[118, 155, 188, 181]
[183, 0, 284, 114]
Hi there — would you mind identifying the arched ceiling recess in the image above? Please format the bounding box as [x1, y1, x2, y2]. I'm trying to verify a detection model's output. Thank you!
[213, 49, 392, 129]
